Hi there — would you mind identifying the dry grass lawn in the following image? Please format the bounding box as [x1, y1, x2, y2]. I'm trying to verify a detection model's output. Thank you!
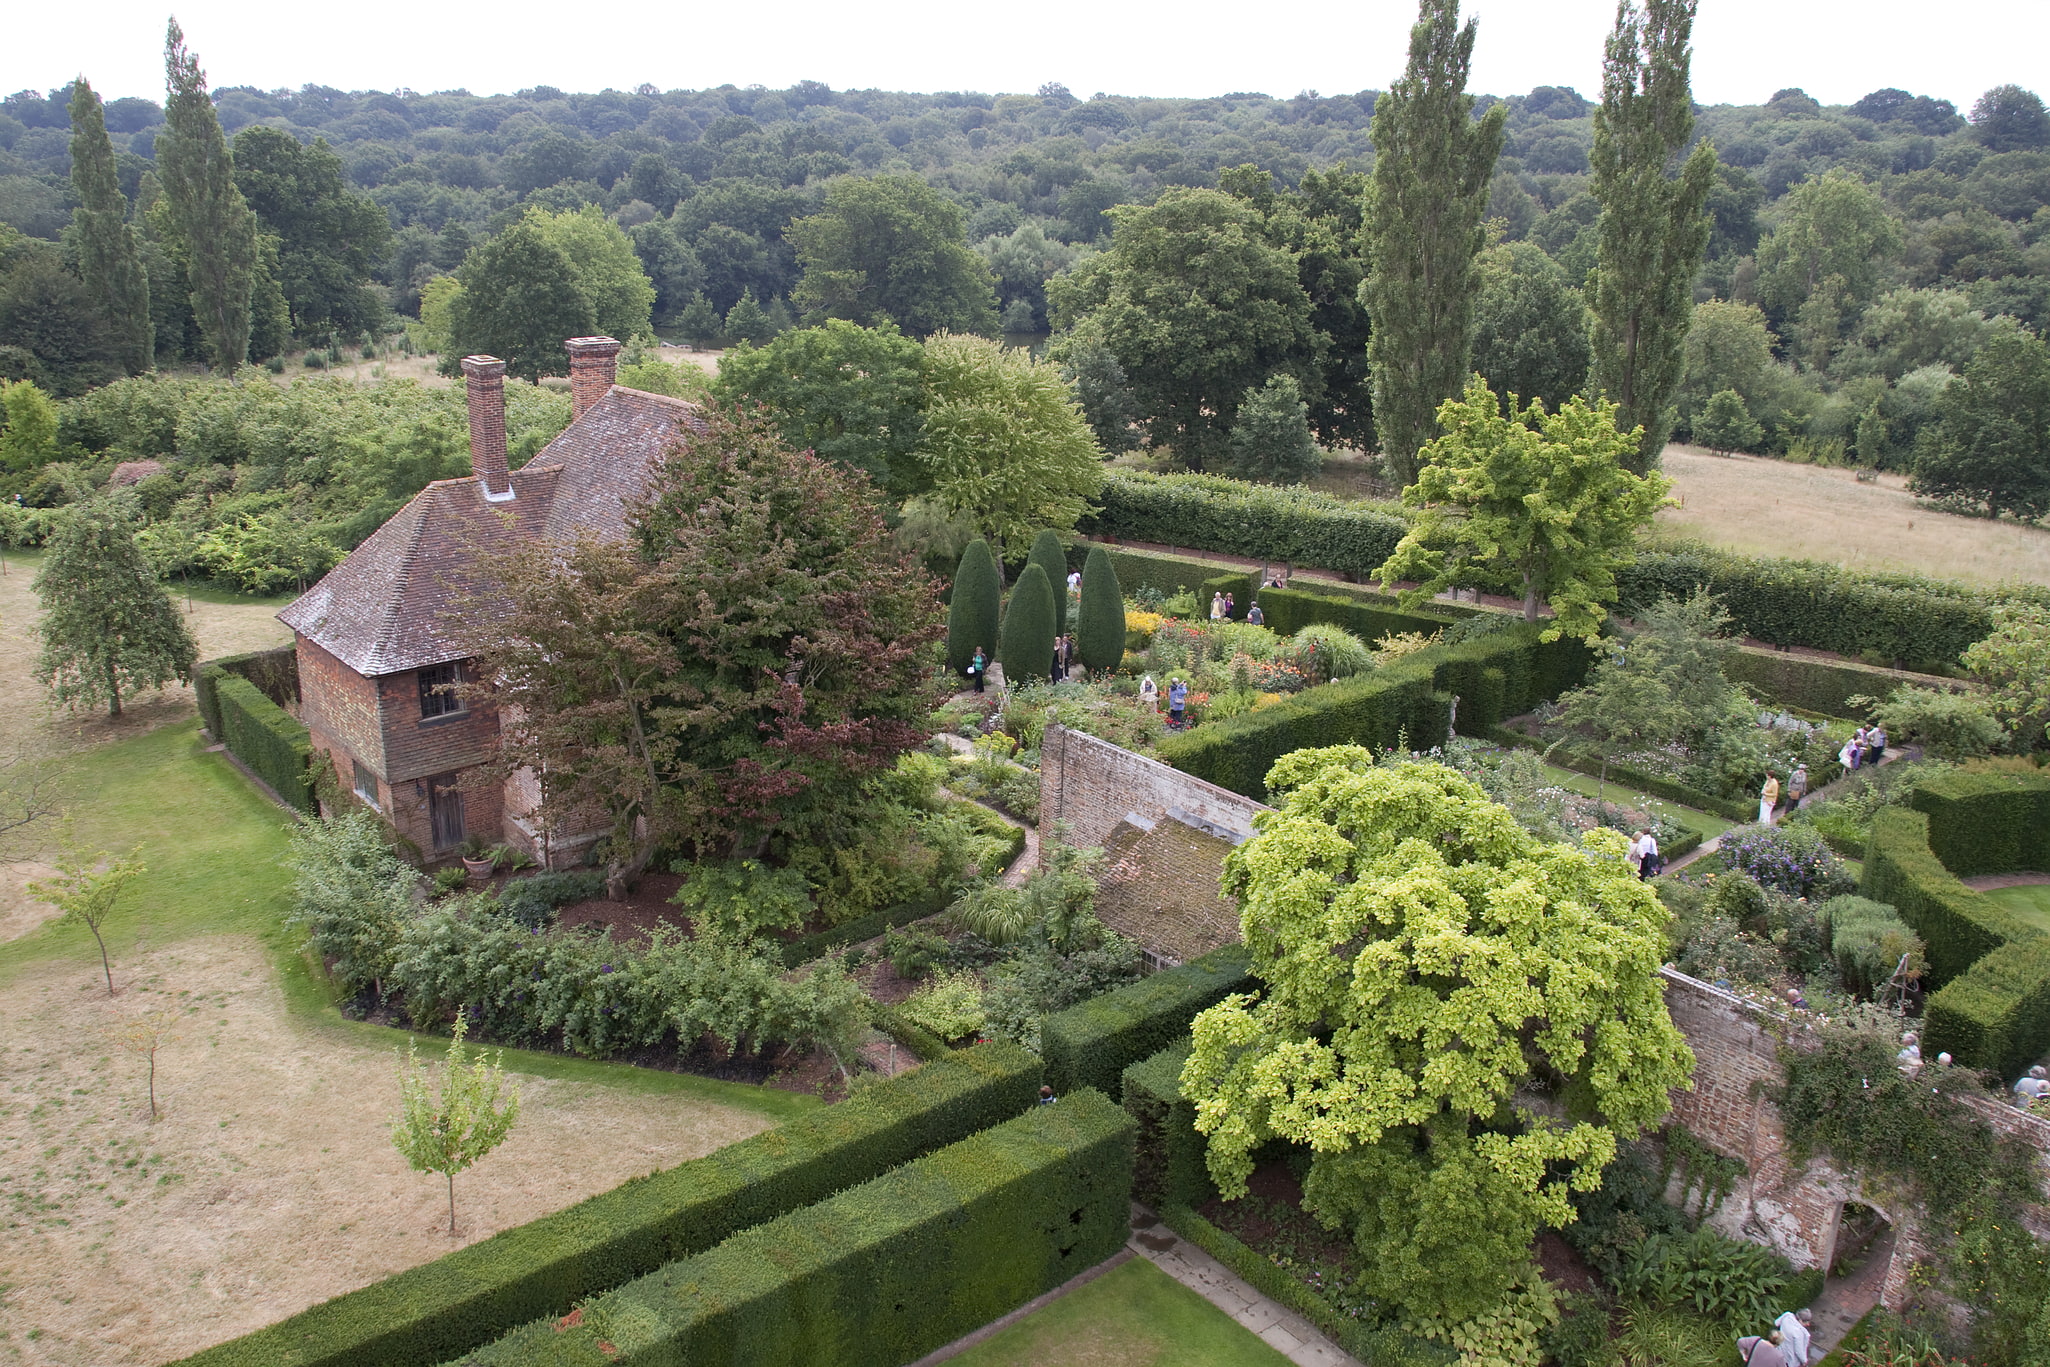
[1656, 445, 2050, 587]
[0, 936, 778, 1366]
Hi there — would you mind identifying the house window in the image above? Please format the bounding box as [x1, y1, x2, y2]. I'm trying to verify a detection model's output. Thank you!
[418, 663, 463, 719]
[352, 760, 380, 811]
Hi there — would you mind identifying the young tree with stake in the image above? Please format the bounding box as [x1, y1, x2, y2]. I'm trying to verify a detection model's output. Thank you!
[108, 1007, 180, 1121]
[391, 1014, 521, 1236]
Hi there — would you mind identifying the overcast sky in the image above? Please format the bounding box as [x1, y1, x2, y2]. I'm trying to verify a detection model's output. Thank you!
[5, 0, 2042, 115]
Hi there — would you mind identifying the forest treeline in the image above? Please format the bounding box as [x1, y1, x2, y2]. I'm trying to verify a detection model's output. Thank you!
[2, 6, 2048, 589]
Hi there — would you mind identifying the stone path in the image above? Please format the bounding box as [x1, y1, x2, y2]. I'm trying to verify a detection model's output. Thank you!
[1127, 1205, 1363, 1367]
[1808, 1227, 1895, 1356]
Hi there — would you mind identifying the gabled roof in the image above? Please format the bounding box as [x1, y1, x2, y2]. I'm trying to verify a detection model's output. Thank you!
[280, 386, 696, 676]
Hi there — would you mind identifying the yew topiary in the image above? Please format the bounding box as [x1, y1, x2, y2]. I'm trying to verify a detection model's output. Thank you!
[1027, 529, 1070, 633]
[946, 538, 1002, 674]
[999, 563, 1057, 686]
[1075, 544, 1125, 674]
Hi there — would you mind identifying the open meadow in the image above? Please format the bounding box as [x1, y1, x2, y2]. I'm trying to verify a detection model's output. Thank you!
[0, 572, 806, 1366]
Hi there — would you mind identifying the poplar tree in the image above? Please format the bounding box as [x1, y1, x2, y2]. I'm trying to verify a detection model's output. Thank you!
[68, 78, 153, 375]
[1588, 0, 1717, 474]
[158, 21, 257, 373]
[1362, 0, 1506, 487]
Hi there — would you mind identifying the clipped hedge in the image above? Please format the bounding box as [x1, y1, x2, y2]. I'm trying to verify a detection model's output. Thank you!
[1042, 944, 1255, 1099]
[1161, 1206, 1451, 1367]
[1723, 648, 1961, 720]
[1616, 545, 2050, 671]
[1084, 471, 1410, 579]
[1159, 624, 1590, 800]
[1908, 769, 2050, 878]
[171, 1042, 1042, 1367]
[194, 644, 300, 740]
[1122, 1041, 1215, 1210]
[212, 673, 315, 814]
[1862, 807, 2050, 1078]
[465, 1089, 1136, 1367]
[1250, 584, 1468, 641]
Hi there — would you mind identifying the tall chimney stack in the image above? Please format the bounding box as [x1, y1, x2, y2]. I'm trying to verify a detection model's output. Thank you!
[566, 336, 622, 419]
[462, 355, 514, 502]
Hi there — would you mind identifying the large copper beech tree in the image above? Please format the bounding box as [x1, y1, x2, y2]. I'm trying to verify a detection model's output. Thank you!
[467, 405, 942, 892]
[1182, 753, 1693, 1323]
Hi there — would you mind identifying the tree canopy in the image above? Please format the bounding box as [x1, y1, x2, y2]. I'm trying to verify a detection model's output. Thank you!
[1377, 376, 1672, 639]
[789, 174, 998, 336]
[1912, 328, 2050, 521]
[34, 503, 200, 717]
[713, 319, 927, 497]
[231, 125, 392, 337]
[1183, 753, 1691, 1322]
[442, 217, 596, 381]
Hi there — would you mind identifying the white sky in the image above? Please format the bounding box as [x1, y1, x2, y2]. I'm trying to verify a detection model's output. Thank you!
[4, 0, 2041, 115]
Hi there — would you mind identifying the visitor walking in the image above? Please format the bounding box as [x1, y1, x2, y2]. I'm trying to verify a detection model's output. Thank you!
[1168, 677, 1189, 728]
[1626, 830, 1647, 878]
[1247, 601, 1265, 626]
[1210, 593, 1226, 621]
[1224, 592, 1236, 618]
[1737, 1330, 1786, 1367]
[1066, 569, 1081, 595]
[1775, 1310, 1815, 1366]
[968, 647, 987, 694]
[1140, 674, 1159, 710]
[1788, 764, 1809, 811]
[1759, 772, 1780, 826]
[1051, 635, 1068, 684]
[1867, 724, 1888, 764]
[1634, 830, 1660, 880]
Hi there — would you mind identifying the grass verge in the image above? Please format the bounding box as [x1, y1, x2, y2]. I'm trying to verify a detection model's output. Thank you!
[947, 1256, 1292, 1367]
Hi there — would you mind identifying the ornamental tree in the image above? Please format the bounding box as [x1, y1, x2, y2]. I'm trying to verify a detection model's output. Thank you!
[1075, 544, 1126, 674]
[1962, 603, 2050, 749]
[1183, 754, 1691, 1322]
[1377, 377, 1672, 640]
[1026, 529, 1070, 633]
[35, 504, 200, 717]
[391, 1014, 521, 1236]
[998, 563, 1057, 686]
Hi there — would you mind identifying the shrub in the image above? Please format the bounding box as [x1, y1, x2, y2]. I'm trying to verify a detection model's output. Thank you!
[286, 810, 417, 999]
[494, 870, 603, 930]
[463, 1090, 1135, 1367]
[1718, 823, 1854, 899]
[1039, 943, 1253, 1098]
[1612, 1227, 1792, 1329]
[1290, 622, 1375, 681]
[1819, 895, 1926, 999]
[999, 562, 1057, 685]
[1027, 528, 1071, 633]
[898, 970, 987, 1042]
[302, 349, 326, 369]
[668, 859, 813, 938]
[172, 1043, 1042, 1367]
[1850, 686, 2006, 760]
[211, 673, 314, 813]
[881, 924, 947, 979]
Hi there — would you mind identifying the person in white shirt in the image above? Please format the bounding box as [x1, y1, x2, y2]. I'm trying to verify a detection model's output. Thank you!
[1626, 830, 1647, 877]
[1738, 1331, 1786, 1367]
[1775, 1309, 1815, 1366]
[1897, 1031, 1922, 1072]
[1636, 830, 1660, 879]
[1066, 569, 1081, 594]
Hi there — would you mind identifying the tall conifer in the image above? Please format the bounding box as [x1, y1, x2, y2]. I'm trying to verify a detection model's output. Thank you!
[1362, 0, 1506, 487]
[1589, 0, 1717, 473]
[158, 21, 257, 372]
[1075, 544, 1126, 675]
[946, 538, 1002, 674]
[68, 79, 153, 375]
[997, 564, 1057, 688]
[1026, 529, 1069, 633]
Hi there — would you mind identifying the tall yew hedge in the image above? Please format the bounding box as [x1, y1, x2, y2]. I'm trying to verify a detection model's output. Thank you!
[999, 563, 1057, 686]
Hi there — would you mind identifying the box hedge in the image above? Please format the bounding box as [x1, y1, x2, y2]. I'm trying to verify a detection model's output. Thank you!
[1908, 769, 2050, 878]
[1246, 583, 1466, 641]
[211, 672, 316, 815]
[462, 1089, 1136, 1367]
[1084, 471, 1410, 579]
[194, 644, 300, 740]
[1861, 807, 2050, 1078]
[1158, 624, 1590, 800]
[171, 1042, 1042, 1367]
[1122, 1041, 1216, 1210]
[1042, 944, 1255, 1099]
[1723, 648, 1962, 720]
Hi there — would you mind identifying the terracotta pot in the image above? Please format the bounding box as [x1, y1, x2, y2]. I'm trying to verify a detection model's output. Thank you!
[461, 857, 494, 879]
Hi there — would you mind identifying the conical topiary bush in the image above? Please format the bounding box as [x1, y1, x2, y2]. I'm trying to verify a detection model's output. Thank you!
[1026, 529, 1070, 634]
[947, 539, 1002, 675]
[1074, 544, 1125, 675]
[998, 563, 1057, 688]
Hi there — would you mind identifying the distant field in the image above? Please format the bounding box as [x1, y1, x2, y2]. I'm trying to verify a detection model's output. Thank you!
[1656, 446, 2050, 587]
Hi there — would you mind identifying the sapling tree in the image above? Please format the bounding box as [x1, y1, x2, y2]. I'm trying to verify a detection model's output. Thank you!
[108, 1007, 180, 1120]
[391, 1014, 521, 1236]
[31, 846, 146, 995]
[1183, 754, 1691, 1322]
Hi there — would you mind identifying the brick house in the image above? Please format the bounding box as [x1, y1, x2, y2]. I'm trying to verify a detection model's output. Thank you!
[280, 336, 692, 863]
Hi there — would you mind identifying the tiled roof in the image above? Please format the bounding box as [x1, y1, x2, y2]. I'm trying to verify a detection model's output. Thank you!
[280, 386, 695, 676]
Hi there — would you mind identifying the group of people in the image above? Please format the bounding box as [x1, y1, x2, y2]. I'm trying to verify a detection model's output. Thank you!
[956, 637, 1078, 695]
[1209, 591, 1237, 620]
[1138, 674, 1191, 727]
[1758, 764, 1810, 826]
[1626, 829, 1663, 880]
[1838, 724, 1888, 772]
[1740, 1309, 1819, 1367]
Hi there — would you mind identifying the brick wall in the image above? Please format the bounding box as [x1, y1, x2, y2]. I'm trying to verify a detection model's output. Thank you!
[379, 665, 499, 785]
[1039, 723, 1271, 851]
[296, 635, 384, 775]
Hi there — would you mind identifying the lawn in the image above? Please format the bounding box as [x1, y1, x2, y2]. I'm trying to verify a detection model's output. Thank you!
[0, 719, 813, 1365]
[1534, 759, 1737, 842]
[948, 1256, 1293, 1367]
[1982, 882, 2050, 935]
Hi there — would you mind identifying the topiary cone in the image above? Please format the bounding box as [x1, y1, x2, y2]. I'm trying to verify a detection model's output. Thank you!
[1027, 529, 1070, 634]
[947, 539, 1002, 674]
[1075, 544, 1125, 675]
[999, 563, 1058, 687]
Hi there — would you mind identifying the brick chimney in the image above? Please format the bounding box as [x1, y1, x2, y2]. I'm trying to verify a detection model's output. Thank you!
[566, 336, 622, 419]
[461, 355, 514, 502]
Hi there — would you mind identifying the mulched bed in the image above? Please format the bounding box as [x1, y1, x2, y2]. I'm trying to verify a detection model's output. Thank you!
[554, 871, 691, 940]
